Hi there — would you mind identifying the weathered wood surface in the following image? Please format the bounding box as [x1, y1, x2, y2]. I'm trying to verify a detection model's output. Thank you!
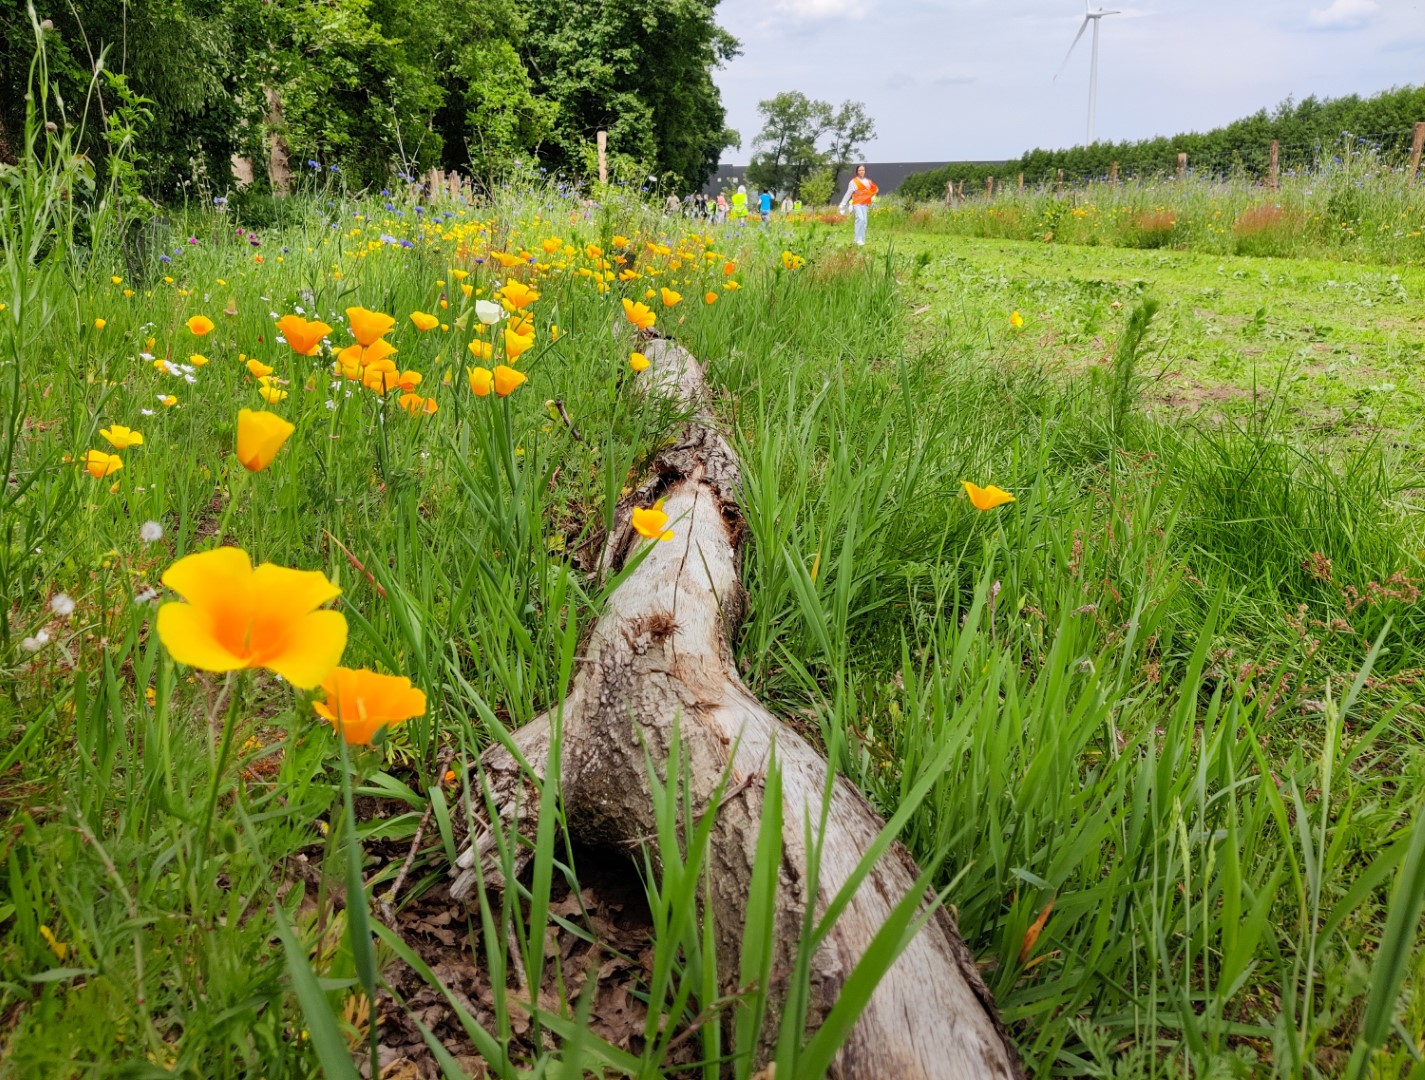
[451, 338, 1023, 1079]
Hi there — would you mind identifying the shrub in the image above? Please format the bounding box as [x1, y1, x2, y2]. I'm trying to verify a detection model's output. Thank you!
[1233, 203, 1304, 258]
[1123, 209, 1177, 248]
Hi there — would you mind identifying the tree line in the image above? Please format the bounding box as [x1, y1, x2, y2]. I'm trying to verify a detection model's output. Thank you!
[899, 85, 1425, 200]
[0, 0, 739, 197]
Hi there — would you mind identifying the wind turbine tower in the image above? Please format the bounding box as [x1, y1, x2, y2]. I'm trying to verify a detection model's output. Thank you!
[1055, 2, 1120, 145]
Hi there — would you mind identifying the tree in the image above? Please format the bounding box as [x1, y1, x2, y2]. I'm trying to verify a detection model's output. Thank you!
[745, 91, 830, 196]
[519, 0, 739, 189]
[825, 99, 876, 178]
[451, 338, 1024, 1079]
[746, 91, 877, 198]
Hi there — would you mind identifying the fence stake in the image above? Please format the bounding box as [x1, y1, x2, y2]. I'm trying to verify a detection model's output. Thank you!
[1056, 168, 1064, 194]
[1268, 139, 1280, 189]
[986, 175, 994, 199]
[1177, 152, 1187, 179]
[945, 179, 955, 205]
[1018, 172, 1024, 192]
[1410, 122, 1425, 184]
[1108, 161, 1118, 185]
[597, 130, 608, 185]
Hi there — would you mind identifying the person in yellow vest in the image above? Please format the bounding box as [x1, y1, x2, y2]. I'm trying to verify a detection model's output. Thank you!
[837, 164, 879, 246]
[730, 184, 748, 223]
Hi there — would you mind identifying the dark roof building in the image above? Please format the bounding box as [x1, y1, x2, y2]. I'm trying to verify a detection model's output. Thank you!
[700, 161, 1007, 198]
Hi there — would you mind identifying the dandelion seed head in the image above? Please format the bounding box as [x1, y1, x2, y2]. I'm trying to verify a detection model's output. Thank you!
[50, 593, 75, 616]
[140, 520, 163, 543]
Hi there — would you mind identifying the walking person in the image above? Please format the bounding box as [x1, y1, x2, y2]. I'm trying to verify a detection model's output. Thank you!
[758, 188, 773, 224]
[838, 164, 879, 246]
[730, 185, 748, 224]
[715, 192, 728, 224]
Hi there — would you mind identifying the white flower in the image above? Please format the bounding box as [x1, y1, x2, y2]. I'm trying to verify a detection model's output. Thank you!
[140, 352, 156, 362]
[140, 408, 155, 416]
[475, 300, 503, 325]
[184, 374, 197, 384]
[134, 586, 159, 604]
[325, 400, 337, 410]
[140, 520, 163, 543]
[51, 593, 75, 617]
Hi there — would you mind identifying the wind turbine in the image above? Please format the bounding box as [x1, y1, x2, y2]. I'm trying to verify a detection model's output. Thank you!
[1054, 2, 1120, 145]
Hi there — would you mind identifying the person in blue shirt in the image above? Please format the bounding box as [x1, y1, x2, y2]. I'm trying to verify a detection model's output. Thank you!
[758, 190, 773, 223]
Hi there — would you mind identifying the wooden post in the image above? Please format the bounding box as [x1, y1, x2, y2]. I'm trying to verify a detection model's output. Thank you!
[1409, 122, 1425, 184]
[1177, 152, 1187, 179]
[1018, 172, 1024, 192]
[1108, 161, 1118, 185]
[1055, 168, 1064, 194]
[945, 179, 954, 205]
[986, 175, 994, 199]
[957, 180, 965, 200]
[596, 129, 608, 185]
[1268, 139, 1280, 189]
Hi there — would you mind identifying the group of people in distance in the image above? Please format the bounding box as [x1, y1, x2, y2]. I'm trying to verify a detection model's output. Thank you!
[663, 163, 880, 246]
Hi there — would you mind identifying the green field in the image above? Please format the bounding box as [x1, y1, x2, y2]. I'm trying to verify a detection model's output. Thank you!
[4, 144, 1425, 1080]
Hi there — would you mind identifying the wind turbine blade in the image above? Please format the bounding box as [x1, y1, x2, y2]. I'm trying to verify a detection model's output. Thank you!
[1053, 16, 1092, 81]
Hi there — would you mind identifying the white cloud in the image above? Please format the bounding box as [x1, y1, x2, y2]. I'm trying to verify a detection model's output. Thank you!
[773, 0, 866, 18]
[1307, 0, 1380, 29]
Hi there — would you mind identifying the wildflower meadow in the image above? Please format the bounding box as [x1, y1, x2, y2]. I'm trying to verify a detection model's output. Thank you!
[4, 16, 1425, 1080]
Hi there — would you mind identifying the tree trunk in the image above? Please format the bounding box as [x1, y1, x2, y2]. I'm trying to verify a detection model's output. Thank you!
[450, 338, 1023, 1079]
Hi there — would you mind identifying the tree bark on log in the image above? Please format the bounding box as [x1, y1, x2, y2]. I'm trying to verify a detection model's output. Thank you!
[450, 338, 1023, 1079]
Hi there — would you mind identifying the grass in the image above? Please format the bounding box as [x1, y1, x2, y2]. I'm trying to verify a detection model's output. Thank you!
[3, 63, 1425, 1079]
[883, 152, 1425, 267]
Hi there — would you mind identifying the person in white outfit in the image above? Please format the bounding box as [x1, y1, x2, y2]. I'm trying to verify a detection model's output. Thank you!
[838, 164, 879, 246]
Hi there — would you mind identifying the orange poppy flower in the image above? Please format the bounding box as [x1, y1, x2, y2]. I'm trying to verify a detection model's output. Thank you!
[313, 666, 426, 745]
[155, 547, 348, 688]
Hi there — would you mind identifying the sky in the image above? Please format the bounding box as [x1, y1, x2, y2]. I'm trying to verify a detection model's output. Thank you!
[710, 0, 1425, 163]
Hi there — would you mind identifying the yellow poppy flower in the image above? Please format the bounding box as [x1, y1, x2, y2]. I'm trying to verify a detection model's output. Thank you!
[190, 353, 209, 366]
[100, 424, 143, 450]
[468, 366, 494, 396]
[660, 288, 682, 307]
[399, 392, 438, 416]
[276, 314, 333, 356]
[630, 352, 650, 371]
[155, 547, 347, 688]
[468, 339, 493, 362]
[499, 281, 539, 309]
[493, 364, 526, 397]
[236, 408, 295, 472]
[704, 291, 718, 305]
[1010, 311, 1025, 329]
[962, 481, 1016, 511]
[94, 318, 107, 330]
[313, 666, 426, 745]
[409, 311, 439, 331]
[622, 298, 656, 330]
[346, 307, 396, 346]
[631, 504, 673, 542]
[504, 328, 533, 361]
[246, 358, 275, 379]
[186, 315, 216, 336]
[84, 450, 124, 479]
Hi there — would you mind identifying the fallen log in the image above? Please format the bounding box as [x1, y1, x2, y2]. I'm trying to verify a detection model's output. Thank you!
[450, 337, 1022, 1078]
